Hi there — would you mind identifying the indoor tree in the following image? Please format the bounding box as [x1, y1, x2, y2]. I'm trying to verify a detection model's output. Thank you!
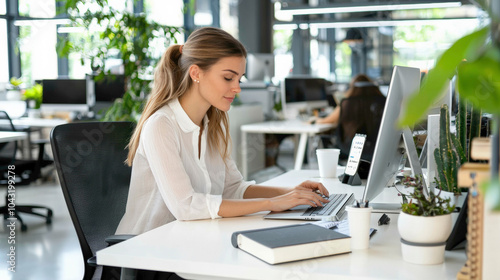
[57, 0, 181, 121]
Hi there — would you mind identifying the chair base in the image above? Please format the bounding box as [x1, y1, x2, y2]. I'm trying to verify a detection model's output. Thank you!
[1, 194, 53, 232]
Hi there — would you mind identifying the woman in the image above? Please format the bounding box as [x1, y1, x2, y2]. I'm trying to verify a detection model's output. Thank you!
[116, 27, 329, 235]
[313, 74, 384, 125]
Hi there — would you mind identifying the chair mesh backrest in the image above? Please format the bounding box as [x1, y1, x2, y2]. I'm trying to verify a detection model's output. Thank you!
[337, 95, 386, 161]
[50, 122, 134, 264]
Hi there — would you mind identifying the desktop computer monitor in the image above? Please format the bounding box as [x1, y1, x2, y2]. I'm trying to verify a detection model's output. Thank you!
[40, 79, 89, 113]
[246, 53, 275, 82]
[94, 74, 126, 102]
[362, 66, 422, 206]
[85, 74, 126, 117]
[281, 76, 329, 119]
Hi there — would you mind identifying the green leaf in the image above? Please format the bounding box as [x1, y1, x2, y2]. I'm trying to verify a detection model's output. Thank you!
[457, 47, 500, 115]
[399, 26, 490, 127]
[482, 179, 500, 211]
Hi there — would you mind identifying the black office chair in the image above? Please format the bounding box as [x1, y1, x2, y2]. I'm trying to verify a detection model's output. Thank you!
[0, 110, 53, 231]
[51, 121, 136, 280]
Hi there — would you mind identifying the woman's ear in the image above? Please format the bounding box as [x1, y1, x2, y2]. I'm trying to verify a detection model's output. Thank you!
[189, 65, 201, 82]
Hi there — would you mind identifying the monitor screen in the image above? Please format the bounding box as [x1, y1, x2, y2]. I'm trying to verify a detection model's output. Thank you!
[41, 79, 89, 113]
[94, 75, 126, 102]
[42, 79, 87, 104]
[284, 77, 327, 103]
[246, 53, 275, 81]
[281, 76, 329, 119]
[362, 66, 422, 207]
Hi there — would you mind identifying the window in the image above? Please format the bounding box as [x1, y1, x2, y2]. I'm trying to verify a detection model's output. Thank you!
[0, 0, 6, 14]
[18, 21, 59, 82]
[393, 21, 480, 72]
[0, 19, 8, 83]
[18, 0, 56, 17]
[220, 0, 239, 38]
[144, 0, 185, 49]
[145, 0, 184, 26]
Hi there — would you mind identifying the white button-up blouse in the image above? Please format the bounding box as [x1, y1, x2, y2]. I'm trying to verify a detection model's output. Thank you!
[116, 98, 254, 235]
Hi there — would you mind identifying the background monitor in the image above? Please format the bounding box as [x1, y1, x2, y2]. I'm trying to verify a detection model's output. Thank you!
[94, 74, 126, 102]
[362, 66, 421, 207]
[40, 79, 89, 113]
[246, 53, 275, 81]
[281, 76, 329, 119]
[85, 74, 126, 117]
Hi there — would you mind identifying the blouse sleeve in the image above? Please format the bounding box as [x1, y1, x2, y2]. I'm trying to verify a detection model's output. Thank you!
[141, 115, 222, 221]
[222, 156, 254, 199]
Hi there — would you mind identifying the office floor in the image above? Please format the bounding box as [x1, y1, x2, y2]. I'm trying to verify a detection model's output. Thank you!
[1, 141, 319, 280]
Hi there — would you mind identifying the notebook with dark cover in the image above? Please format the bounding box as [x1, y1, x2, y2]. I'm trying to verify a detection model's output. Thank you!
[231, 223, 351, 264]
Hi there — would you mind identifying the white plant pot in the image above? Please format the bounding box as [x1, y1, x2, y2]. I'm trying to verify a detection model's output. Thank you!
[6, 90, 22, 101]
[400, 239, 447, 265]
[398, 212, 452, 265]
[437, 190, 467, 209]
[398, 212, 452, 243]
[27, 108, 41, 118]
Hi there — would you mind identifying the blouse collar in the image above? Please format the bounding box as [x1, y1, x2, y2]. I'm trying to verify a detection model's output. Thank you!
[168, 98, 209, 132]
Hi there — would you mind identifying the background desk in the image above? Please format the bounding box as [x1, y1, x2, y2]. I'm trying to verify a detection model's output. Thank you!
[0, 131, 27, 143]
[97, 170, 466, 280]
[11, 118, 67, 159]
[12, 117, 67, 129]
[240, 120, 334, 179]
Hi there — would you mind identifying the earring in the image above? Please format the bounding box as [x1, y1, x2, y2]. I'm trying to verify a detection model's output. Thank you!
[194, 79, 200, 83]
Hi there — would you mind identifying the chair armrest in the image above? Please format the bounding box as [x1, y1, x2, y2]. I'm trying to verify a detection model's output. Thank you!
[87, 235, 136, 267]
[87, 256, 97, 267]
[105, 234, 136, 246]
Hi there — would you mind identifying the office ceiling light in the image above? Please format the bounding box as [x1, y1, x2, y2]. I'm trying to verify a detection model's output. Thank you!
[278, 0, 462, 16]
[273, 17, 479, 30]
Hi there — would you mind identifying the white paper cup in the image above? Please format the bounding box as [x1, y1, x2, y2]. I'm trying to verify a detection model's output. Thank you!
[316, 148, 340, 178]
[346, 205, 372, 250]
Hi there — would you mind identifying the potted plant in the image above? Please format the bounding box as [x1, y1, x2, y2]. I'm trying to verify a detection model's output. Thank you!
[22, 83, 43, 118]
[432, 104, 468, 207]
[398, 0, 500, 211]
[397, 175, 455, 265]
[7, 77, 23, 101]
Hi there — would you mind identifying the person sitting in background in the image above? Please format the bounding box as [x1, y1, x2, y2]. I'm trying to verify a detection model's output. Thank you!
[312, 74, 384, 125]
[312, 74, 386, 177]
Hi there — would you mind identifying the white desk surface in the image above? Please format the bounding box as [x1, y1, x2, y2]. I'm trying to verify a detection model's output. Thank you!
[240, 119, 334, 134]
[12, 117, 67, 128]
[0, 131, 28, 143]
[240, 120, 335, 179]
[97, 169, 466, 280]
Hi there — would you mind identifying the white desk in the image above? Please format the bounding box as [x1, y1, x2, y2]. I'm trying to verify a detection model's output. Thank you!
[10, 118, 67, 159]
[240, 120, 334, 179]
[97, 170, 466, 280]
[12, 117, 67, 129]
[0, 131, 28, 143]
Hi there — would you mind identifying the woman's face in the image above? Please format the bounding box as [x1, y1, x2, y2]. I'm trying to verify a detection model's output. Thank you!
[198, 56, 246, 112]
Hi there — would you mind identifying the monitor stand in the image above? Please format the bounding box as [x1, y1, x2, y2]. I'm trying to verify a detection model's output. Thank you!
[402, 127, 424, 179]
[369, 127, 424, 214]
[370, 202, 402, 214]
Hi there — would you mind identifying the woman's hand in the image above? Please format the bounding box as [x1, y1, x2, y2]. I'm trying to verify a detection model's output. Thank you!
[267, 180, 330, 212]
